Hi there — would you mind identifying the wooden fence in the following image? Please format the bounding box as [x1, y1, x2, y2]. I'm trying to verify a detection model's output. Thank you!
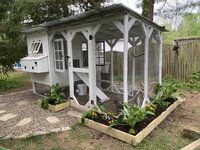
[105, 40, 200, 80]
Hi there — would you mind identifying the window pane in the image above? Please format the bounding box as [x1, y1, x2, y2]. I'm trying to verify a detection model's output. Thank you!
[56, 61, 59, 69]
[82, 43, 87, 51]
[55, 42, 57, 50]
[59, 52, 63, 60]
[100, 58, 104, 65]
[58, 41, 62, 50]
[38, 44, 43, 53]
[60, 62, 63, 70]
[55, 52, 58, 60]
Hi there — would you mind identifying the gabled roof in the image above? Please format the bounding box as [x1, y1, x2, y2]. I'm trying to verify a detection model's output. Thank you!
[22, 3, 166, 33]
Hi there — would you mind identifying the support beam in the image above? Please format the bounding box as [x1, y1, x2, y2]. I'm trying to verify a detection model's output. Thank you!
[106, 38, 119, 92]
[129, 37, 141, 47]
[113, 20, 124, 33]
[132, 37, 136, 94]
[87, 29, 97, 105]
[67, 32, 76, 100]
[142, 23, 153, 107]
[158, 31, 163, 84]
[32, 82, 37, 94]
[123, 15, 129, 103]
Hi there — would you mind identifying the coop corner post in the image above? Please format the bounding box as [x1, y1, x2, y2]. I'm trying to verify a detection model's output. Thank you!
[87, 24, 101, 106]
[123, 15, 129, 103]
[158, 31, 163, 85]
[110, 44, 114, 92]
[67, 31, 75, 100]
[32, 81, 37, 94]
[142, 24, 153, 107]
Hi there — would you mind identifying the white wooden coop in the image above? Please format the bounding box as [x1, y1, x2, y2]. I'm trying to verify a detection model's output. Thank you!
[20, 4, 165, 110]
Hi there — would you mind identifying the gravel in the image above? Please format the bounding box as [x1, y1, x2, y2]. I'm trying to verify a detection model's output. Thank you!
[0, 91, 77, 139]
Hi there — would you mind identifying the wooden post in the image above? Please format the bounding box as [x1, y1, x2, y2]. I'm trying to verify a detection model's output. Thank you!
[88, 29, 97, 105]
[142, 24, 153, 107]
[110, 46, 114, 92]
[123, 15, 129, 103]
[132, 41, 136, 93]
[32, 81, 37, 94]
[158, 32, 163, 84]
[67, 32, 75, 99]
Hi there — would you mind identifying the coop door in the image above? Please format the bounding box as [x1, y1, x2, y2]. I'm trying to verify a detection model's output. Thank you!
[53, 39, 65, 72]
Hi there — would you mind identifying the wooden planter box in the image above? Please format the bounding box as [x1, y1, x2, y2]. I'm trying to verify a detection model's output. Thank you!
[38, 99, 70, 112]
[78, 99, 182, 146]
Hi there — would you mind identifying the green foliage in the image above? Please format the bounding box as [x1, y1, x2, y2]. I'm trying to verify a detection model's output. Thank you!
[163, 71, 200, 92]
[163, 12, 200, 43]
[145, 103, 157, 113]
[0, 71, 29, 91]
[189, 71, 200, 84]
[41, 83, 66, 109]
[0, 0, 111, 74]
[41, 98, 49, 109]
[142, 0, 150, 18]
[112, 103, 154, 134]
[153, 82, 178, 108]
[81, 107, 98, 124]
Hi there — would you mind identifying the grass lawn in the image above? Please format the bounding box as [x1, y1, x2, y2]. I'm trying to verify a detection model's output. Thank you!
[0, 71, 30, 94]
[0, 123, 193, 150]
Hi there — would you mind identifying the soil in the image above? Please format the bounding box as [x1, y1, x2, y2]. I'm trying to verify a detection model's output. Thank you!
[86, 98, 176, 135]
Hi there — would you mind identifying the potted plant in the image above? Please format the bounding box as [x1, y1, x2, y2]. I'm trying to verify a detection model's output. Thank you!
[38, 83, 70, 112]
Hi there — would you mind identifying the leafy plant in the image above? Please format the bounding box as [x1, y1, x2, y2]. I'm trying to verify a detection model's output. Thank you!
[190, 71, 200, 82]
[41, 98, 49, 109]
[81, 107, 99, 124]
[111, 103, 154, 134]
[153, 82, 178, 108]
[41, 83, 66, 109]
[145, 103, 157, 113]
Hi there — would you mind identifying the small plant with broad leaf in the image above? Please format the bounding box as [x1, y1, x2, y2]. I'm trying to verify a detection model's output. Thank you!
[41, 83, 66, 109]
[110, 103, 154, 135]
[153, 82, 178, 108]
[81, 106, 99, 124]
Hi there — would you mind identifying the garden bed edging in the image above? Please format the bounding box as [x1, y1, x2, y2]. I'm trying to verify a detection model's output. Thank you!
[78, 97, 183, 145]
[37, 99, 71, 112]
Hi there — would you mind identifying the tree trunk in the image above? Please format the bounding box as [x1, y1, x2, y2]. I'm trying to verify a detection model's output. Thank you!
[142, 0, 155, 21]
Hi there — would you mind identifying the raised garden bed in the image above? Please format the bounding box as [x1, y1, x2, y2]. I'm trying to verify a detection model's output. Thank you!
[38, 99, 70, 112]
[78, 97, 183, 145]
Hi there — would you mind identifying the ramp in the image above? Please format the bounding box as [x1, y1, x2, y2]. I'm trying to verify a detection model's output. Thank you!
[76, 72, 109, 102]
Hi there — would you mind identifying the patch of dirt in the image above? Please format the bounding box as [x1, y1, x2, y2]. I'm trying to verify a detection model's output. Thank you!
[163, 92, 200, 133]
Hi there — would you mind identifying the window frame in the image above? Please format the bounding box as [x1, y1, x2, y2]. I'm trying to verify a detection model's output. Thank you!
[95, 41, 105, 66]
[30, 40, 43, 54]
[53, 38, 65, 72]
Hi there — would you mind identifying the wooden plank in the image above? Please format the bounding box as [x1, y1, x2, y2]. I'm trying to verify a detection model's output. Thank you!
[181, 139, 200, 150]
[37, 99, 71, 112]
[78, 96, 183, 146]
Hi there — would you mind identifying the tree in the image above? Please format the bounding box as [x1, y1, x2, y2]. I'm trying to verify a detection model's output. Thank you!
[142, 0, 155, 21]
[163, 12, 200, 43]
[0, 0, 113, 74]
[139, 0, 200, 21]
[0, 0, 26, 74]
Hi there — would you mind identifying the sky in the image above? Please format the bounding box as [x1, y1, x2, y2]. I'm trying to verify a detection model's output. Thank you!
[114, 0, 140, 12]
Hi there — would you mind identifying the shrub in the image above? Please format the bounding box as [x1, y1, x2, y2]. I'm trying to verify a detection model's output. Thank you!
[41, 83, 66, 109]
